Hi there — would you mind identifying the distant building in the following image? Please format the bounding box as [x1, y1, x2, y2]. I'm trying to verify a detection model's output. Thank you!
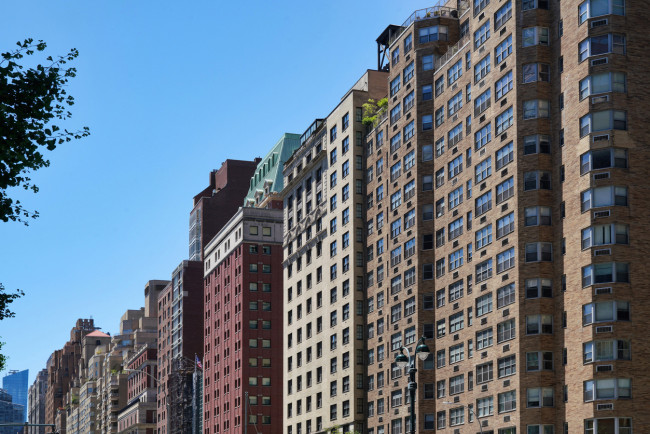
[0, 388, 24, 434]
[157, 261, 203, 434]
[3, 370, 27, 423]
[27, 370, 47, 434]
[189, 159, 261, 261]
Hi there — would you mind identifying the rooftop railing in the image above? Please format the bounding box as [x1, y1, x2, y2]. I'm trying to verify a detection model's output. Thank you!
[389, 2, 468, 46]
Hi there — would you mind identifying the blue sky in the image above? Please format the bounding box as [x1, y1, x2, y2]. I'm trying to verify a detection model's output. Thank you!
[0, 0, 421, 385]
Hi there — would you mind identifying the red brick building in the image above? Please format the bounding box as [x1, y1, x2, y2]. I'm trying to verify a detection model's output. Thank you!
[203, 207, 284, 434]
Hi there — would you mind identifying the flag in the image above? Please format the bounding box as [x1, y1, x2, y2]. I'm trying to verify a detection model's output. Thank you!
[195, 354, 203, 369]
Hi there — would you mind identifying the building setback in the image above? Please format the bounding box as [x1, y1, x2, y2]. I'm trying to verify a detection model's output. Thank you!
[202, 206, 284, 434]
[282, 69, 388, 434]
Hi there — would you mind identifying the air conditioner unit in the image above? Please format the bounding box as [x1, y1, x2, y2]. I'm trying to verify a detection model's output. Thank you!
[593, 172, 610, 180]
[591, 95, 609, 104]
[591, 18, 608, 27]
[594, 248, 611, 256]
[591, 57, 608, 66]
[596, 364, 613, 372]
[593, 134, 610, 143]
[597, 403, 614, 411]
[593, 210, 610, 219]
[596, 325, 613, 333]
[594, 287, 612, 295]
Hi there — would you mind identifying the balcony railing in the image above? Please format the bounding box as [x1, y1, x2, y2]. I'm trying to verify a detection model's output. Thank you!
[389, 5, 463, 46]
[435, 33, 471, 71]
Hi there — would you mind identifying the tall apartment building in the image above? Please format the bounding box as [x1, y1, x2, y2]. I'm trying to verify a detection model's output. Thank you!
[202, 206, 284, 434]
[157, 261, 203, 434]
[364, 1, 649, 433]
[281, 70, 387, 434]
[190, 160, 261, 261]
[27, 370, 47, 434]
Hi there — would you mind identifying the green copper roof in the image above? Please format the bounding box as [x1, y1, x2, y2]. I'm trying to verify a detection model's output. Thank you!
[244, 133, 301, 206]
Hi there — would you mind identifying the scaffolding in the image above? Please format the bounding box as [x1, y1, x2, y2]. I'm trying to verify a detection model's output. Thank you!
[167, 357, 202, 434]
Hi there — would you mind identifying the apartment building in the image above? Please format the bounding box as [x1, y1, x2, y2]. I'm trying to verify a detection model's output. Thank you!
[365, 1, 650, 433]
[202, 206, 284, 434]
[27, 370, 47, 434]
[281, 70, 388, 434]
[157, 261, 203, 434]
[190, 160, 260, 262]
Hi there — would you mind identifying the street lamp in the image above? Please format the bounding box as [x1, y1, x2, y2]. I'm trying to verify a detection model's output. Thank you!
[394, 336, 430, 434]
[442, 401, 483, 434]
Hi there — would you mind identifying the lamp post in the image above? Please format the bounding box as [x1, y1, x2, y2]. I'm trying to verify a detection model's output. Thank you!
[442, 401, 483, 434]
[394, 337, 431, 434]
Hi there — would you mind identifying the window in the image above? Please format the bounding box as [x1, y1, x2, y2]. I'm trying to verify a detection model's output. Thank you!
[495, 71, 513, 99]
[523, 135, 550, 156]
[449, 407, 465, 426]
[525, 242, 553, 262]
[449, 312, 465, 333]
[579, 0, 625, 24]
[448, 123, 463, 147]
[495, 107, 513, 135]
[476, 328, 493, 350]
[419, 25, 448, 43]
[403, 62, 414, 84]
[523, 0, 549, 9]
[404, 33, 413, 52]
[494, 1, 512, 28]
[449, 375, 464, 395]
[495, 213, 514, 239]
[448, 217, 463, 241]
[448, 60, 463, 86]
[449, 343, 465, 364]
[475, 54, 491, 82]
[526, 314, 553, 334]
[422, 54, 434, 71]
[581, 186, 628, 211]
[477, 396, 494, 417]
[492, 142, 514, 171]
[474, 21, 491, 49]
[584, 418, 632, 434]
[390, 77, 400, 99]
[582, 262, 629, 287]
[390, 104, 401, 125]
[522, 27, 549, 46]
[475, 191, 492, 216]
[526, 278, 552, 298]
[495, 35, 513, 63]
[448, 280, 464, 302]
[496, 178, 514, 203]
[583, 300, 630, 324]
[526, 351, 553, 371]
[448, 91, 463, 117]
[497, 283, 515, 308]
[476, 362, 493, 383]
[580, 148, 627, 174]
[342, 113, 349, 130]
[583, 340, 631, 363]
[475, 224, 492, 249]
[476, 293, 493, 316]
[582, 223, 628, 249]
[527, 388, 554, 407]
[523, 99, 550, 119]
[523, 63, 550, 84]
[498, 319, 515, 342]
[581, 109, 627, 137]
[475, 124, 491, 150]
[449, 249, 464, 271]
[584, 378, 631, 402]
[475, 89, 491, 115]
[498, 390, 517, 413]
[449, 187, 463, 210]
[498, 355, 516, 378]
[579, 34, 626, 61]
[527, 426, 555, 434]
[474, 0, 489, 15]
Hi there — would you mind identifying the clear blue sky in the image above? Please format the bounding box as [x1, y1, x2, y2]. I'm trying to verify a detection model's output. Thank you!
[0, 0, 422, 385]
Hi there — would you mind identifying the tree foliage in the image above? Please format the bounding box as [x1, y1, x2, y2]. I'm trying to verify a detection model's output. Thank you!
[1, 38, 90, 225]
[0, 38, 88, 371]
[361, 97, 388, 127]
